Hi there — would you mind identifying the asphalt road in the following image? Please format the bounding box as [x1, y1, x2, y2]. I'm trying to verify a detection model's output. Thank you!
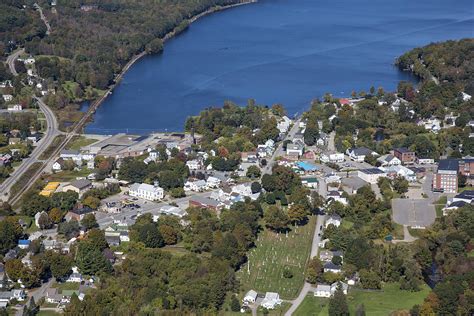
[264, 119, 301, 174]
[0, 97, 61, 201]
[34, 3, 51, 35]
[6, 48, 24, 76]
[284, 214, 325, 316]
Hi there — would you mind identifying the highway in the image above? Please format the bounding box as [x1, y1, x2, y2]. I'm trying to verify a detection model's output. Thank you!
[6, 48, 24, 76]
[0, 97, 62, 201]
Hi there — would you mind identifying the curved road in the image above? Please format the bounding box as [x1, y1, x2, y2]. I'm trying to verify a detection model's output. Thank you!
[6, 48, 24, 76]
[0, 97, 61, 201]
[34, 3, 51, 35]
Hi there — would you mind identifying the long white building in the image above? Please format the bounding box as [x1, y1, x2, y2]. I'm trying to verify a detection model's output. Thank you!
[129, 183, 164, 201]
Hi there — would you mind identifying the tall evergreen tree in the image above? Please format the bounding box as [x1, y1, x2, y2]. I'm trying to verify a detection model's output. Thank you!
[328, 283, 349, 316]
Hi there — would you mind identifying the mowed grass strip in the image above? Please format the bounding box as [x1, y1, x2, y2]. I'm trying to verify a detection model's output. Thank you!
[238, 216, 316, 299]
[294, 295, 328, 316]
[294, 283, 430, 316]
[347, 283, 431, 315]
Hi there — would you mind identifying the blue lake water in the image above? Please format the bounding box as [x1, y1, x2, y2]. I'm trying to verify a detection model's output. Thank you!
[85, 0, 474, 134]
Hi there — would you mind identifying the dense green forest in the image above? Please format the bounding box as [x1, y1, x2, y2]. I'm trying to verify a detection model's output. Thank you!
[21, 0, 243, 90]
[396, 38, 474, 94]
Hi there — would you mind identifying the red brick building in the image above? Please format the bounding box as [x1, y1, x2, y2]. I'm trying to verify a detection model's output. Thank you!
[393, 148, 416, 164]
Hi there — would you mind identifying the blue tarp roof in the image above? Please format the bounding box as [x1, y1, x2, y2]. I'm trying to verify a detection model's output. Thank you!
[296, 161, 319, 171]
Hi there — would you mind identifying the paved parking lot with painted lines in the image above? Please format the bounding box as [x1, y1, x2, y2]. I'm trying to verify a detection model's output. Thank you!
[392, 198, 436, 228]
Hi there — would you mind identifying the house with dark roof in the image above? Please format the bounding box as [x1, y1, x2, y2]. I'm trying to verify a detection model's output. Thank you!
[346, 147, 378, 162]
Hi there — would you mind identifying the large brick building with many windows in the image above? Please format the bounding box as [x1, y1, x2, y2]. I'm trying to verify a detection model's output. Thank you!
[432, 159, 474, 193]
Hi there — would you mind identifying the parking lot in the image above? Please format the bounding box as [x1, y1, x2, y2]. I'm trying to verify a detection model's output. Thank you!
[392, 198, 436, 228]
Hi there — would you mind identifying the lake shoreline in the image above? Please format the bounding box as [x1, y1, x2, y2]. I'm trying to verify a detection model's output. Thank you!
[82, 0, 258, 132]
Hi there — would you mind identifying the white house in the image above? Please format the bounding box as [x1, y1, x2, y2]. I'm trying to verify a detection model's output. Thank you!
[7, 104, 22, 111]
[357, 168, 386, 184]
[24, 57, 35, 65]
[277, 116, 291, 133]
[381, 165, 416, 182]
[461, 92, 472, 101]
[159, 205, 187, 218]
[66, 272, 83, 283]
[325, 214, 341, 228]
[418, 118, 441, 133]
[2, 95, 13, 102]
[326, 191, 348, 205]
[60, 149, 82, 162]
[377, 154, 401, 167]
[260, 292, 282, 309]
[186, 159, 201, 170]
[129, 183, 164, 201]
[320, 152, 344, 163]
[314, 284, 332, 298]
[286, 142, 304, 157]
[301, 177, 318, 189]
[243, 290, 258, 304]
[416, 157, 435, 164]
[206, 176, 221, 189]
[346, 147, 378, 162]
[184, 179, 207, 192]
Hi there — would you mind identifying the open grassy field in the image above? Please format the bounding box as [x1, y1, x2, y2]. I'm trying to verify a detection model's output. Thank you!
[347, 283, 430, 315]
[66, 135, 98, 150]
[237, 216, 316, 300]
[293, 283, 429, 315]
[294, 295, 328, 316]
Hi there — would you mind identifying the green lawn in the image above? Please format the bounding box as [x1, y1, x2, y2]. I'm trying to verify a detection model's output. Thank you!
[237, 216, 316, 300]
[293, 283, 430, 316]
[48, 168, 92, 182]
[294, 295, 328, 316]
[52, 281, 80, 292]
[433, 195, 447, 217]
[341, 219, 354, 229]
[347, 283, 430, 315]
[38, 310, 61, 316]
[66, 135, 98, 150]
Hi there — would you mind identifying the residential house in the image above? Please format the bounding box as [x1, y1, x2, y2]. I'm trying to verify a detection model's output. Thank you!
[319, 250, 343, 262]
[8, 137, 20, 145]
[18, 240, 30, 250]
[189, 196, 223, 212]
[377, 154, 401, 167]
[357, 168, 386, 184]
[63, 179, 92, 197]
[2, 94, 13, 102]
[277, 116, 291, 133]
[129, 183, 164, 201]
[45, 288, 63, 304]
[325, 173, 341, 184]
[186, 159, 201, 170]
[66, 273, 83, 283]
[323, 262, 342, 274]
[52, 158, 67, 171]
[346, 147, 378, 162]
[443, 201, 468, 215]
[320, 151, 344, 163]
[206, 176, 221, 189]
[60, 149, 82, 162]
[416, 157, 435, 164]
[393, 147, 416, 164]
[326, 191, 348, 205]
[7, 104, 22, 111]
[184, 179, 207, 192]
[159, 205, 187, 218]
[286, 142, 304, 157]
[341, 177, 367, 194]
[462, 92, 472, 101]
[243, 290, 258, 304]
[260, 292, 282, 310]
[301, 177, 318, 189]
[314, 284, 332, 298]
[325, 214, 341, 228]
[381, 165, 417, 182]
[0, 154, 11, 166]
[452, 190, 474, 204]
[418, 118, 441, 133]
[105, 235, 120, 247]
[432, 159, 459, 193]
[241, 152, 258, 163]
[65, 206, 94, 222]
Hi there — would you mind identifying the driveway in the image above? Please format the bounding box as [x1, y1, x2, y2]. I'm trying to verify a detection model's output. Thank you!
[392, 198, 436, 228]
